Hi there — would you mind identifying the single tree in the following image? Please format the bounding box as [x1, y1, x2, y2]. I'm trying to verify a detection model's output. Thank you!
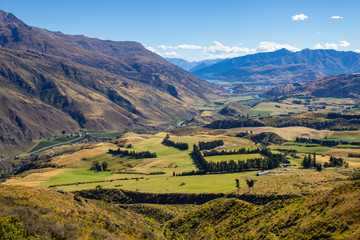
[235, 179, 240, 191]
[101, 162, 108, 171]
[311, 153, 317, 169]
[315, 163, 323, 172]
[246, 179, 255, 191]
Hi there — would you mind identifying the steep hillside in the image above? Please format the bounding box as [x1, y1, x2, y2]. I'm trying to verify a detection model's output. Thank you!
[0, 10, 221, 103]
[264, 74, 360, 99]
[192, 48, 360, 84]
[219, 102, 247, 117]
[164, 181, 360, 239]
[0, 10, 224, 154]
[0, 185, 164, 239]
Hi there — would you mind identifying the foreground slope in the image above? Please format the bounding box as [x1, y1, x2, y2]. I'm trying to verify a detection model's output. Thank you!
[0, 185, 164, 239]
[164, 181, 360, 239]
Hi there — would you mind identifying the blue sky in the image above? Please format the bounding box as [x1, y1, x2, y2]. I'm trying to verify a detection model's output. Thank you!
[1, 0, 359, 61]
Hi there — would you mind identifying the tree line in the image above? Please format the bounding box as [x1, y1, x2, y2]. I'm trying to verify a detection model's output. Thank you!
[348, 153, 360, 158]
[108, 148, 157, 159]
[198, 140, 224, 150]
[203, 147, 271, 157]
[162, 134, 189, 150]
[295, 137, 360, 147]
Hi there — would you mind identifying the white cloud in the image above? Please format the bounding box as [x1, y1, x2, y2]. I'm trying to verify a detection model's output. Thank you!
[330, 16, 343, 19]
[157, 44, 202, 50]
[354, 49, 360, 53]
[339, 40, 350, 47]
[292, 14, 308, 21]
[175, 44, 202, 50]
[162, 51, 179, 57]
[203, 41, 251, 59]
[255, 42, 299, 52]
[146, 46, 160, 54]
[157, 45, 174, 50]
[314, 40, 351, 50]
[203, 41, 299, 59]
[315, 43, 339, 50]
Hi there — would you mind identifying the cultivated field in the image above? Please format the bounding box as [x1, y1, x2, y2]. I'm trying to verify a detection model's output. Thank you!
[4, 127, 360, 195]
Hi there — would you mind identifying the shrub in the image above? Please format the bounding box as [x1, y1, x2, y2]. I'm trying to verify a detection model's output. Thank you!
[351, 171, 360, 180]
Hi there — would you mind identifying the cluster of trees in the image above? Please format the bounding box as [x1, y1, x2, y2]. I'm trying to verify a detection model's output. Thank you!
[326, 113, 360, 120]
[90, 161, 108, 172]
[190, 144, 288, 174]
[198, 140, 224, 150]
[205, 119, 266, 129]
[348, 153, 360, 158]
[302, 153, 317, 169]
[324, 156, 347, 168]
[161, 134, 189, 150]
[108, 148, 157, 159]
[203, 147, 270, 157]
[303, 153, 347, 170]
[295, 137, 360, 147]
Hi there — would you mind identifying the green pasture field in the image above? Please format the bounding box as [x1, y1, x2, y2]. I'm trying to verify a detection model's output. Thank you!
[272, 145, 331, 155]
[26, 135, 84, 155]
[205, 153, 263, 163]
[85, 130, 123, 139]
[47, 171, 259, 193]
[329, 131, 360, 139]
[247, 102, 306, 117]
[38, 168, 112, 187]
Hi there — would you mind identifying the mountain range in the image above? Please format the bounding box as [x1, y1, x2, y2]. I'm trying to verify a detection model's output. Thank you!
[165, 58, 221, 72]
[170, 48, 360, 84]
[0, 10, 223, 155]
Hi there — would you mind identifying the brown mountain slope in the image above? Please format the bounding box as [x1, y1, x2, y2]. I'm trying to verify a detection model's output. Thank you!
[0, 87, 79, 155]
[263, 74, 360, 99]
[0, 10, 225, 154]
[0, 10, 221, 104]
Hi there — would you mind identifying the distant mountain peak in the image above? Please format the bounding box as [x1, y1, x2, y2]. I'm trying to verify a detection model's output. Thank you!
[191, 48, 360, 84]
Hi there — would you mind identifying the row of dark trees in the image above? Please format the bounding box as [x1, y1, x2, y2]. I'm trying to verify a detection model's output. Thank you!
[187, 144, 288, 175]
[295, 137, 360, 147]
[198, 140, 224, 150]
[203, 147, 271, 157]
[162, 134, 189, 150]
[108, 148, 157, 159]
[348, 153, 360, 158]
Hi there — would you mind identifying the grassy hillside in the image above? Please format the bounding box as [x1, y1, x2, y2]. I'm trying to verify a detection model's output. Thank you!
[0, 185, 164, 239]
[164, 181, 360, 239]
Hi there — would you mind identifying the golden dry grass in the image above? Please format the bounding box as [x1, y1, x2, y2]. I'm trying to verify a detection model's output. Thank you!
[3, 168, 67, 187]
[52, 142, 117, 167]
